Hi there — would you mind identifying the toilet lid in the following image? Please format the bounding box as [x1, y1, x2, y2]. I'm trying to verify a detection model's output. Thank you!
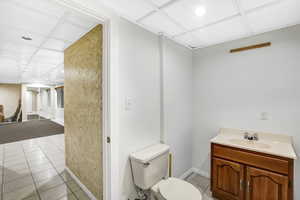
[158, 178, 202, 200]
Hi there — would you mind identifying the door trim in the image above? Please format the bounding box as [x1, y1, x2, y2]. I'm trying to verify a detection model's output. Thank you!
[49, 1, 112, 199]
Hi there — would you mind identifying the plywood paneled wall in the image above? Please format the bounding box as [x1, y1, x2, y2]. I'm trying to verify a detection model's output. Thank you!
[64, 25, 103, 199]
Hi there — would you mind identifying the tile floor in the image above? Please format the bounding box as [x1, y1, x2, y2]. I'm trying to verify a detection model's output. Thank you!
[186, 173, 217, 200]
[0, 134, 91, 200]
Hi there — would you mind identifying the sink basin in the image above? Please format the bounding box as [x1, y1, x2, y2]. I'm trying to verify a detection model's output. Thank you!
[229, 139, 271, 149]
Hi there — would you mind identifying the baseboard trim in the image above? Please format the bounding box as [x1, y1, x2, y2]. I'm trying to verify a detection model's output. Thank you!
[65, 167, 97, 200]
[51, 118, 65, 126]
[179, 168, 195, 179]
[179, 168, 210, 179]
[193, 168, 210, 178]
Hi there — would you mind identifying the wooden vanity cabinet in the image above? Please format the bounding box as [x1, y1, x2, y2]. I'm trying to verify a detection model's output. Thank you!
[211, 143, 294, 200]
[212, 158, 244, 200]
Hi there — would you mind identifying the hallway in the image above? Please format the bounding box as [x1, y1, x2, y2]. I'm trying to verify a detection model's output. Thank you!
[0, 135, 91, 200]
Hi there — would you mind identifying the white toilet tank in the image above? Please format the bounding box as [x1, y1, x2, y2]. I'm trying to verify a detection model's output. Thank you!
[130, 144, 170, 190]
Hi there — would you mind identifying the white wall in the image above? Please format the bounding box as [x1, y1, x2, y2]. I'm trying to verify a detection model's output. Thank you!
[25, 90, 38, 113]
[0, 84, 21, 117]
[118, 19, 161, 200]
[22, 85, 62, 121]
[164, 39, 193, 177]
[117, 19, 195, 199]
[192, 25, 300, 197]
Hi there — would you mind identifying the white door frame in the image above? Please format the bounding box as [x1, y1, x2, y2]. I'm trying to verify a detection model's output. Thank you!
[50, 1, 112, 199]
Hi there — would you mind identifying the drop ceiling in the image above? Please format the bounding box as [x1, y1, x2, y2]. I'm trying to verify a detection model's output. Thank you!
[100, 0, 300, 48]
[0, 0, 99, 84]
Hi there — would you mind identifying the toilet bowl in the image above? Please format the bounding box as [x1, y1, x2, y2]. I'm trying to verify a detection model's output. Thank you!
[151, 177, 202, 200]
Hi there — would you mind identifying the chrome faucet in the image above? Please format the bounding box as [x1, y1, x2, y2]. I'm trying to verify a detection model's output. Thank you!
[244, 132, 259, 141]
[253, 133, 259, 141]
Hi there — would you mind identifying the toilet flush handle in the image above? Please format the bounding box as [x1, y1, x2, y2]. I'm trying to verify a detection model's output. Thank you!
[143, 162, 150, 167]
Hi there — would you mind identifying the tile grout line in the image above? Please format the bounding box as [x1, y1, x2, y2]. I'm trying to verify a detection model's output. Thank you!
[36, 141, 80, 200]
[21, 143, 42, 200]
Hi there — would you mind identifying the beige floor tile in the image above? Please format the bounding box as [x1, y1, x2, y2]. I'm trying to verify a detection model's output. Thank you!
[36, 175, 65, 192]
[186, 173, 210, 191]
[3, 175, 34, 193]
[4, 155, 26, 162]
[23, 195, 41, 200]
[4, 159, 27, 167]
[3, 168, 31, 183]
[30, 163, 55, 174]
[28, 159, 51, 168]
[4, 162, 29, 171]
[26, 155, 47, 162]
[57, 194, 77, 200]
[3, 184, 37, 200]
[39, 183, 71, 200]
[33, 169, 58, 182]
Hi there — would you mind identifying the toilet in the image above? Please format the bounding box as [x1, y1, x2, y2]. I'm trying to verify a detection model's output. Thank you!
[130, 144, 202, 200]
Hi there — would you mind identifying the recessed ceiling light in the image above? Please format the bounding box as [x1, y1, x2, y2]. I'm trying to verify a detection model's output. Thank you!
[22, 36, 32, 41]
[195, 6, 206, 17]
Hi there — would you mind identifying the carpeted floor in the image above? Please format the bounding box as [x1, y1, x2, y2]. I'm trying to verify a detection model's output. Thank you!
[0, 120, 64, 144]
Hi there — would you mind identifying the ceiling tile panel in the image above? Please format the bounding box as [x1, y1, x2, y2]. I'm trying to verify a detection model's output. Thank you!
[0, 44, 37, 56]
[10, 0, 65, 18]
[32, 50, 63, 66]
[240, 0, 279, 11]
[0, 59, 20, 82]
[101, 0, 154, 20]
[43, 39, 71, 51]
[152, 0, 171, 7]
[174, 33, 206, 48]
[0, 1, 59, 36]
[141, 12, 184, 36]
[52, 22, 89, 43]
[66, 11, 99, 29]
[192, 16, 249, 46]
[0, 28, 45, 47]
[164, 0, 239, 30]
[246, 0, 300, 34]
[0, 0, 97, 84]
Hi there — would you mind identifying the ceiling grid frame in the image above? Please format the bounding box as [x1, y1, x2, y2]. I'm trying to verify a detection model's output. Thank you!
[22, 12, 69, 72]
[99, 0, 297, 49]
[233, 0, 254, 36]
[5, 0, 93, 33]
[138, 0, 206, 48]
[0, 0, 99, 84]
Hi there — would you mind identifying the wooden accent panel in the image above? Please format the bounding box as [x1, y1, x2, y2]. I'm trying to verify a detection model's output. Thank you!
[64, 25, 103, 200]
[213, 158, 244, 200]
[213, 144, 289, 175]
[246, 167, 288, 200]
[230, 42, 271, 53]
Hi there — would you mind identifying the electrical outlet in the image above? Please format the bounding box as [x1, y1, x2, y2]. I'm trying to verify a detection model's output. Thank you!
[260, 112, 269, 120]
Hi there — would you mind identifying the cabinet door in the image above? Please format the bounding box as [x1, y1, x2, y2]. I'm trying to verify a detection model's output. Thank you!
[212, 158, 245, 200]
[246, 167, 288, 200]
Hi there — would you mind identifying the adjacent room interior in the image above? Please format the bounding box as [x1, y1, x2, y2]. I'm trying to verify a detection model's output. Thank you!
[0, 0, 103, 199]
[0, 0, 299, 200]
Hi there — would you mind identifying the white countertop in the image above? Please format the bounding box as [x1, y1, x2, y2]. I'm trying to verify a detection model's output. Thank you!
[211, 128, 297, 160]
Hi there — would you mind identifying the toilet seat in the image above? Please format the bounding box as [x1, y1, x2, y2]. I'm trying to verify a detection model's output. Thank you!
[154, 178, 202, 200]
